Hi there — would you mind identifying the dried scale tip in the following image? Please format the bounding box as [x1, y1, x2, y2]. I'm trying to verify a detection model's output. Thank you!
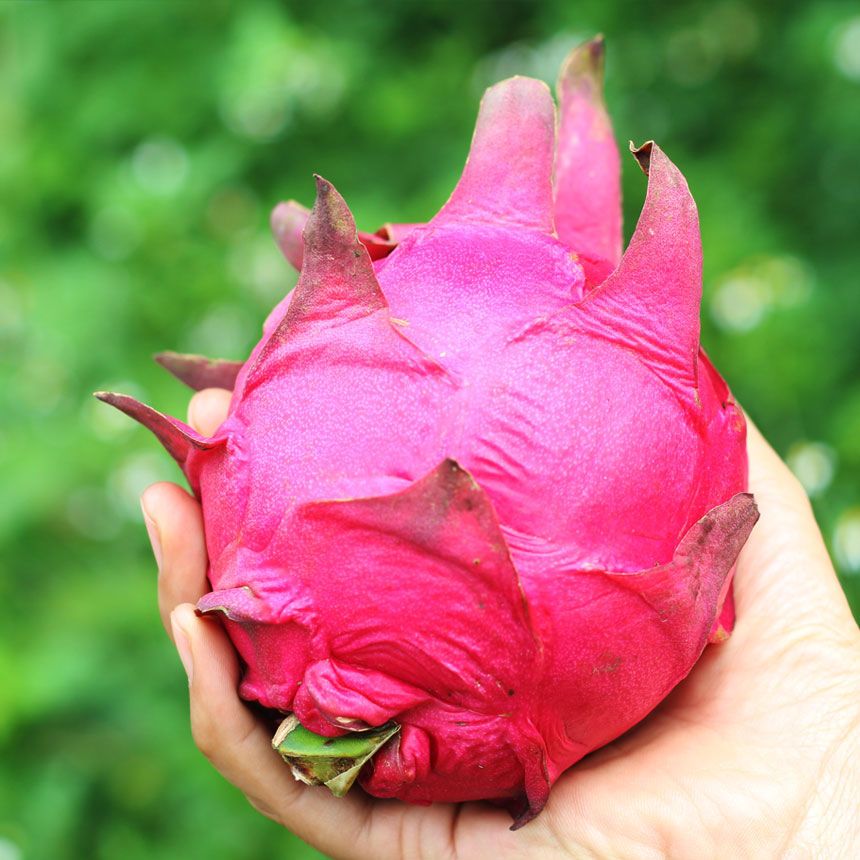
[96, 34, 755, 827]
[273, 716, 400, 797]
[630, 139, 653, 174]
[573, 141, 703, 397]
[606, 493, 759, 661]
[293, 174, 386, 316]
[154, 351, 242, 391]
[93, 391, 218, 463]
[240, 175, 395, 397]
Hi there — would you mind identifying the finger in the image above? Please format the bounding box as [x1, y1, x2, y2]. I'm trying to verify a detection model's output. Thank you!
[171, 603, 411, 860]
[735, 417, 853, 625]
[745, 418, 813, 517]
[187, 388, 232, 436]
[141, 482, 209, 639]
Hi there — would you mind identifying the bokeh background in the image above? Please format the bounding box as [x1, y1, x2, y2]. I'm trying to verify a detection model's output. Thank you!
[2, 0, 859, 858]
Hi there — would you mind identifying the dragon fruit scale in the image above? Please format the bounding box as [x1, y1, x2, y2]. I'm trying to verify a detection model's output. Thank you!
[98, 37, 758, 827]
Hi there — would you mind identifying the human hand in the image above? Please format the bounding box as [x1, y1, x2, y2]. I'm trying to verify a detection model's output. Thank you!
[141, 388, 860, 860]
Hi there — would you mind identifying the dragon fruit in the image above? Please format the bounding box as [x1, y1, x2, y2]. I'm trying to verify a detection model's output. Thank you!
[98, 37, 758, 827]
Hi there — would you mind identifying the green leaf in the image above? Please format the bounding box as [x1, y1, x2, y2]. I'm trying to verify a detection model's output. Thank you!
[272, 716, 400, 797]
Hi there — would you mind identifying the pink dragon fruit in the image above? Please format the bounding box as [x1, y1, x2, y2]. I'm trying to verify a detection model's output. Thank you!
[98, 37, 757, 827]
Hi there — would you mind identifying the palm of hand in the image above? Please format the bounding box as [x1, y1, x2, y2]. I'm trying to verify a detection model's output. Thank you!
[146, 390, 860, 860]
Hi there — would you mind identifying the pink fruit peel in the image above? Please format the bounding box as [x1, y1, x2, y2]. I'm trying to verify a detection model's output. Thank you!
[99, 36, 757, 827]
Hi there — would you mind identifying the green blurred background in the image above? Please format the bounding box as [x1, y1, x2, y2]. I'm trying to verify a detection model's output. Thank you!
[1, 0, 859, 857]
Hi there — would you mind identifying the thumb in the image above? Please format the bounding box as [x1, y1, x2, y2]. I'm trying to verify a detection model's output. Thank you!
[168, 604, 386, 860]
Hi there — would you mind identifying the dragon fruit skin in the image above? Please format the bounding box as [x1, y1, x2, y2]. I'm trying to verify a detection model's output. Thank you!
[99, 38, 758, 826]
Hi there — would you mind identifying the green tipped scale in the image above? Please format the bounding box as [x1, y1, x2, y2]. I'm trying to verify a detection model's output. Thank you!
[272, 716, 400, 797]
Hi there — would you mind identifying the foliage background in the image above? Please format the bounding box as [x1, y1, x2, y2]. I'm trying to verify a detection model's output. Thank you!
[1, 1, 858, 858]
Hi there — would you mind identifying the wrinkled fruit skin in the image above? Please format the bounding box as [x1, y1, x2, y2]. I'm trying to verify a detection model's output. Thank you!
[101, 37, 757, 827]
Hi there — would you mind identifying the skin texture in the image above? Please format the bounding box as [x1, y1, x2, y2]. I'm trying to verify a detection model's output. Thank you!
[143, 389, 860, 860]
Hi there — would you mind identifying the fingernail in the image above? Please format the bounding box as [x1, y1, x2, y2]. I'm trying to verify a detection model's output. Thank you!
[171, 611, 194, 685]
[140, 498, 163, 571]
